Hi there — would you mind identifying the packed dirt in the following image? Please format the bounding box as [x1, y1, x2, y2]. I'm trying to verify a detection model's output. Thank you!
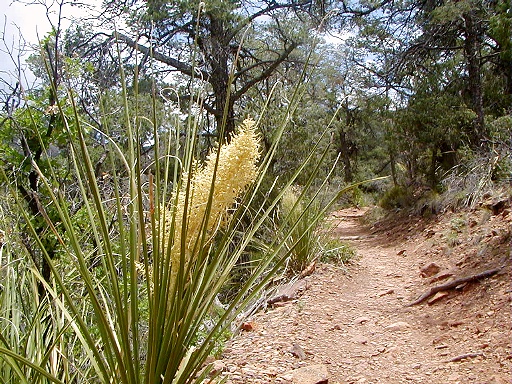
[218, 199, 512, 383]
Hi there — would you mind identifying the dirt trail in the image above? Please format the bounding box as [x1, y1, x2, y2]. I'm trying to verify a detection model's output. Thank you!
[220, 207, 512, 384]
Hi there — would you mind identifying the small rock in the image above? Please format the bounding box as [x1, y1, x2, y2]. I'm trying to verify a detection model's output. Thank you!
[210, 360, 226, 376]
[241, 321, 256, 331]
[385, 321, 410, 331]
[345, 376, 366, 383]
[227, 364, 238, 373]
[290, 343, 307, 360]
[386, 346, 399, 355]
[354, 316, 370, 325]
[427, 291, 449, 305]
[420, 262, 441, 277]
[278, 372, 294, 382]
[490, 199, 508, 215]
[287, 364, 329, 384]
[241, 365, 257, 376]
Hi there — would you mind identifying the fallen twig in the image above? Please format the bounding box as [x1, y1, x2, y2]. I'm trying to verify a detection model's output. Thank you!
[446, 352, 484, 363]
[338, 235, 374, 241]
[267, 279, 307, 305]
[406, 267, 502, 306]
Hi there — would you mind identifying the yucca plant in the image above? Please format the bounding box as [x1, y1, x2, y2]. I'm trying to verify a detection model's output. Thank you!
[280, 186, 323, 274]
[0, 203, 85, 383]
[0, 45, 328, 384]
[0, 86, 375, 384]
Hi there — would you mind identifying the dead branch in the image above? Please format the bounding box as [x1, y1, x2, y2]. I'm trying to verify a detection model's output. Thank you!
[406, 267, 502, 307]
[445, 352, 484, 363]
[267, 279, 307, 305]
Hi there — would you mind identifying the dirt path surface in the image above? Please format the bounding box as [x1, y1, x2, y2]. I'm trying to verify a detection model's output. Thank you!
[219, 205, 512, 383]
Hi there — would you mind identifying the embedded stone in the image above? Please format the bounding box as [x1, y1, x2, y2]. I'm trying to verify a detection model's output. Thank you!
[288, 364, 329, 384]
[420, 262, 441, 277]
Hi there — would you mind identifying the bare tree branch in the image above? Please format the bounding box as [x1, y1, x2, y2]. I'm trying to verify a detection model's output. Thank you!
[113, 32, 210, 80]
[233, 41, 298, 101]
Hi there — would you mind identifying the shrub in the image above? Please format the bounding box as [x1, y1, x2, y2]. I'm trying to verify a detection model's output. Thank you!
[379, 185, 414, 210]
[441, 145, 511, 209]
[280, 186, 323, 274]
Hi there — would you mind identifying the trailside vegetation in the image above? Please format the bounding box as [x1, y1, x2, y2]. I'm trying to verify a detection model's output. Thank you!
[0, 0, 510, 382]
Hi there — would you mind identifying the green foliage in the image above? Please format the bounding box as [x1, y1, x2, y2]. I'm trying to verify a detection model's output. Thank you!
[431, 0, 473, 23]
[379, 185, 414, 210]
[344, 0, 512, 200]
[320, 239, 357, 266]
[488, 115, 512, 145]
[0, 201, 81, 383]
[415, 190, 444, 217]
[444, 216, 467, 247]
[445, 230, 462, 248]
[488, 0, 512, 63]
[350, 187, 365, 207]
[280, 187, 324, 274]
[441, 143, 510, 208]
[450, 217, 467, 232]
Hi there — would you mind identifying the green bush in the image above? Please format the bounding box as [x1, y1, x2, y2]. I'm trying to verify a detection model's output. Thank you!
[379, 185, 414, 210]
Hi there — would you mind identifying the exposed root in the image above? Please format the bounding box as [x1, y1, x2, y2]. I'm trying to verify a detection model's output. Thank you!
[406, 267, 502, 306]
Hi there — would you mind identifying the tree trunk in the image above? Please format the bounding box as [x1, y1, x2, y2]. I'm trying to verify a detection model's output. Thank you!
[207, 17, 236, 143]
[338, 130, 353, 182]
[463, 11, 485, 146]
[390, 152, 397, 186]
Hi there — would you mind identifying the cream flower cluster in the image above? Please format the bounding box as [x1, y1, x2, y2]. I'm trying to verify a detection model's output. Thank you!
[163, 118, 260, 284]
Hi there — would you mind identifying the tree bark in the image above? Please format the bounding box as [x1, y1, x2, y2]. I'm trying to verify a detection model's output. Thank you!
[463, 11, 485, 146]
[338, 130, 353, 182]
[201, 15, 237, 141]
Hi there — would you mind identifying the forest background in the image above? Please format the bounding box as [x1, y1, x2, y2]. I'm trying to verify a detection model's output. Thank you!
[0, 0, 510, 382]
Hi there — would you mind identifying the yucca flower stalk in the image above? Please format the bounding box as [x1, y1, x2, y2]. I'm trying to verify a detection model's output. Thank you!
[162, 119, 260, 291]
